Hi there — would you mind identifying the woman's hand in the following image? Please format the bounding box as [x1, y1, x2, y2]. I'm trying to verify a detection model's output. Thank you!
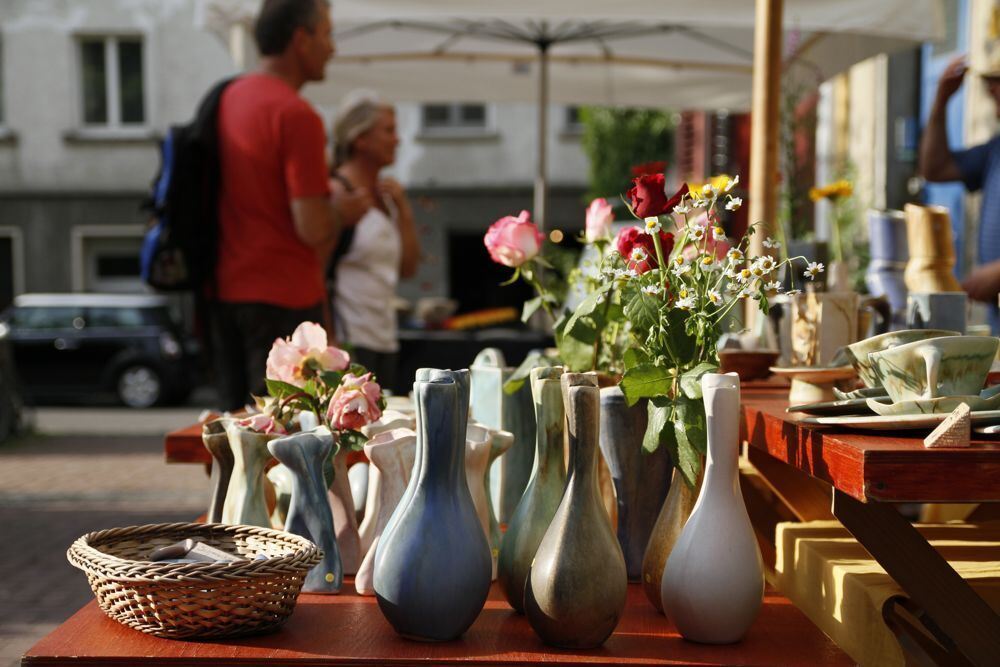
[378, 177, 410, 211]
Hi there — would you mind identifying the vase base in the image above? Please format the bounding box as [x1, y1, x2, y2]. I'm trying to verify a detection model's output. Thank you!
[399, 632, 459, 643]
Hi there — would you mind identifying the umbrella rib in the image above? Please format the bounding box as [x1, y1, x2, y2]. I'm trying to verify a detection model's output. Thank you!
[672, 26, 754, 61]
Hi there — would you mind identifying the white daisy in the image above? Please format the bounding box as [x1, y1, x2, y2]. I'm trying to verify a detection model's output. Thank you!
[725, 197, 742, 211]
[625, 268, 640, 279]
[712, 226, 727, 241]
[689, 226, 706, 242]
[727, 248, 745, 264]
[803, 261, 825, 280]
[676, 295, 697, 310]
[754, 256, 777, 273]
[737, 268, 753, 283]
[672, 263, 692, 277]
[762, 237, 781, 250]
[643, 217, 661, 234]
[700, 255, 720, 272]
[724, 265, 740, 280]
[765, 280, 782, 291]
[642, 284, 662, 296]
[673, 203, 691, 215]
[702, 183, 715, 197]
[706, 289, 722, 305]
[629, 247, 648, 264]
[725, 175, 739, 192]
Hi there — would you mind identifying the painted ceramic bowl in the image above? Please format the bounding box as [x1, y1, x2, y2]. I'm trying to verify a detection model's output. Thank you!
[869, 335, 1000, 403]
[847, 329, 959, 388]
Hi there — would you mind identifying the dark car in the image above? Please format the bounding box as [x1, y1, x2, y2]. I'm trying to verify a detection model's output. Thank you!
[1, 293, 197, 408]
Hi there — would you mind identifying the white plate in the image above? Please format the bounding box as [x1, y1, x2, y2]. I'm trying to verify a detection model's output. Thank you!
[786, 397, 875, 416]
[799, 410, 1000, 431]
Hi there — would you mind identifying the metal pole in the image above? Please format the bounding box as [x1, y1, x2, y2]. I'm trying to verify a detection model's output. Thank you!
[534, 40, 550, 230]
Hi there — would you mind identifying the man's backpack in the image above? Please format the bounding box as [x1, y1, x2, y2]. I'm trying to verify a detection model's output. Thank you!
[140, 78, 235, 292]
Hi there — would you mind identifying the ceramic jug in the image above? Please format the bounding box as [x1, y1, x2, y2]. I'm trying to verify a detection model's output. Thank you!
[865, 209, 909, 329]
[903, 203, 962, 292]
[327, 448, 362, 575]
[524, 372, 627, 648]
[221, 421, 279, 528]
[373, 369, 492, 641]
[497, 366, 566, 613]
[466, 422, 514, 579]
[355, 427, 416, 596]
[661, 373, 764, 643]
[202, 418, 234, 524]
[599, 386, 672, 582]
[268, 427, 342, 593]
[358, 410, 417, 554]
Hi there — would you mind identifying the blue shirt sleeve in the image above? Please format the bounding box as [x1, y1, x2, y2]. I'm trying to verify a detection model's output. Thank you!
[954, 137, 1000, 192]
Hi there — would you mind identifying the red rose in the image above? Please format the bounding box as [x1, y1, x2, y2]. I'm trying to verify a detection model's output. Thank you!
[614, 226, 675, 274]
[630, 161, 667, 177]
[627, 177, 689, 219]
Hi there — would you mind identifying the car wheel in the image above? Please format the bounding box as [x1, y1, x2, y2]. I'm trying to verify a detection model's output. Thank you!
[117, 365, 162, 408]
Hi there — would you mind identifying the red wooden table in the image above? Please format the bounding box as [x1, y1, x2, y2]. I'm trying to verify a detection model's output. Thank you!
[23, 580, 850, 666]
[741, 388, 1000, 667]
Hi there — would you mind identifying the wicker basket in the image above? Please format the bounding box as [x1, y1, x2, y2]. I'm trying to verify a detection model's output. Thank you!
[67, 522, 322, 639]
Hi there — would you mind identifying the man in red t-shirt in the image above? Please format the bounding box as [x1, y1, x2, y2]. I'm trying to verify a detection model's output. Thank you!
[211, 0, 371, 410]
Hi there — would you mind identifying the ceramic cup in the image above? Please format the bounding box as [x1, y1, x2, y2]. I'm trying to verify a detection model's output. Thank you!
[906, 292, 968, 334]
[868, 335, 999, 402]
[790, 292, 890, 367]
[846, 329, 960, 389]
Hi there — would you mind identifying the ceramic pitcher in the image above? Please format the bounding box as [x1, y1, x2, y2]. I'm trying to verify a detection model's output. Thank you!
[865, 208, 909, 329]
[221, 421, 279, 528]
[903, 203, 962, 292]
[790, 291, 889, 367]
[373, 369, 492, 641]
[202, 418, 234, 524]
[327, 448, 362, 575]
[661, 373, 763, 643]
[497, 366, 566, 613]
[525, 372, 627, 649]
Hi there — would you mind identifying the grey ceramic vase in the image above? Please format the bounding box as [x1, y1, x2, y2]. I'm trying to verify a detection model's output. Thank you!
[525, 372, 627, 649]
[599, 387, 672, 582]
[373, 368, 492, 641]
[267, 427, 343, 594]
[640, 468, 702, 612]
[497, 366, 566, 613]
[202, 418, 234, 524]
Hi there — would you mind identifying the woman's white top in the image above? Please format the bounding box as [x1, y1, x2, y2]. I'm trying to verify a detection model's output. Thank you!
[333, 197, 402, 353]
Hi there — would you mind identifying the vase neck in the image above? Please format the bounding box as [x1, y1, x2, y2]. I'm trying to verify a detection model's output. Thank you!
[703, 382, 740, 488]
[416, 377, 467, 488]
[561, 374, 600, 493]
[532, 375, 566, 479]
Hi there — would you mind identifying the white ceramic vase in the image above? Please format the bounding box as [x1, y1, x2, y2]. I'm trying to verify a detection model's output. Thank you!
[661, 372, 763, 644]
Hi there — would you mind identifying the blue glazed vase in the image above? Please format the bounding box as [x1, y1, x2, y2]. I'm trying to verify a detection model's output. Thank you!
[373, 368, 492, 641]
[267, 427, 342, 594]
[865, 209, 909, 329]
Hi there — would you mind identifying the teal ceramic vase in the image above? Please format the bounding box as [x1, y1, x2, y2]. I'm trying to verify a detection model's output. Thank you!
[268, 427, 342, 593]
[221, 422, 278, 528]
[373, 368, 492, 641]
[497, 366, 566, 613]
[525, 372, 627, 648]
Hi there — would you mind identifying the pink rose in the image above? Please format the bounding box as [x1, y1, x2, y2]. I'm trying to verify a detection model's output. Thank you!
[326, 372, 383, 431]
[484, 210, 544, 268]
[585, 198, 614, 242]
[266, 322, 350, 387]
[238, 413, 286, 435]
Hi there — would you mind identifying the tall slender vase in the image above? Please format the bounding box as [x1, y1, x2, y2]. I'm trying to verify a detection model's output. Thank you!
[327, 449, 362, 575]
[599, 387, 672, 581]
[525, 373, 627, 649]
[497, 366, 566, 613]
[640, 468, 701, 613]
[221, 422, 278, 528]
[483, 426, 513, 578]
[268, 428, 342, 593]
[467, 423, 514, 580]
[374, 369, 492, 641]
[355, 428, 416, 596]
[661, 373, 764, 643]
[358, 410, 417, 554]
[202, 418, 234, 524]
[903, 203, 962, 292]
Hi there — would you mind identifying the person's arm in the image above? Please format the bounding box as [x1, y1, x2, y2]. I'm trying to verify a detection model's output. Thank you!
[919, 55, 966, 183]
[380, 177, 421, 279]
[962, 259, 1000, 302]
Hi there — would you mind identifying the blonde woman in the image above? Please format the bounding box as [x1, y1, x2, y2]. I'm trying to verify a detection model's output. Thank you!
[327, 92, 420, 389]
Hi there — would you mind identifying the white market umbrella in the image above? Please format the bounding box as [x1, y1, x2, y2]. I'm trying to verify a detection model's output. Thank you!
[198, 0, 943, 227]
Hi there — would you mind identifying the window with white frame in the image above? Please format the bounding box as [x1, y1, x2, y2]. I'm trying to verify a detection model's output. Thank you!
[79, 36, 145, 127]
[564, 106, 584, 134]
[421, 103, 488, 133]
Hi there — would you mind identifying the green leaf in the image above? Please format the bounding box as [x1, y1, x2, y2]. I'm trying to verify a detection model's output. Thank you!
[643, 397, 672, 453]
[522, 296, 543, 323]
[619, 364, 674, 406]
[556, 329, 595, 372]
[265, 378, 302, 399]
[624, 289, 659, 335]
[623, 347, 650, 369]
[502, 350, 555, 395]
[679, 362, 719, 400]
[338, 429, 367, 452]
[671, 398, 705, 488]
[319, 370, 344, 388]
[563, 290, 605, 340]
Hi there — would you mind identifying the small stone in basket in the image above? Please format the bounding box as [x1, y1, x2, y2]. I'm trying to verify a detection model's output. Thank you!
[149, 539, 243, 564]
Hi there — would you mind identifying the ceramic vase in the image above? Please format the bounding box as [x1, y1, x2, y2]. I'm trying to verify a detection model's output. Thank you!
[470, 348, 537, 527]
[355, 427, 417, 596]
[221, 422, 279, 528]
[482, 424, 514, 579]
[640, 468, 702, 612]
[467, 422, 514, 579]
[661, 373, 764, 643]
[866, 209, 909, 329]
[373, 368, 492, 641]
[497, 366, 566, 613]
[358, 410, 417, 554]
[327, 448, 362, 575]
[599, 386, 672, 582]
[903, 203, 962, 292]
[202, 418, 234, 524]
[349, 462, 369, 520]
[525, 372, 627, 649]
[268, 427, 342, 593]
[266, 462, 294, 527]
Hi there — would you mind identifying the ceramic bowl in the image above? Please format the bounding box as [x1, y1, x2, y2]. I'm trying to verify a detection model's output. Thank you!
[846, 329, 959, 388]
[868, 335, 1000, 403]
[719, 349, 780, 380]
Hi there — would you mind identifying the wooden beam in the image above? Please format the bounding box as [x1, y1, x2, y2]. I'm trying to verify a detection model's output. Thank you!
[748, 0, 783, 256]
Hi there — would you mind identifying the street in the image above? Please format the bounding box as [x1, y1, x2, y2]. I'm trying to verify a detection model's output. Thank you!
[0, 406, 209, 667]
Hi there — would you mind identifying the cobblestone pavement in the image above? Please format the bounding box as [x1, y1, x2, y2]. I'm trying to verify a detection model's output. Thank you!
[0, 425, 207, 667]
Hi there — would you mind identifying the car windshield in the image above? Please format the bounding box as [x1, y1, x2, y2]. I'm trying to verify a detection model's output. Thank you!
[10, 307, 83, 329]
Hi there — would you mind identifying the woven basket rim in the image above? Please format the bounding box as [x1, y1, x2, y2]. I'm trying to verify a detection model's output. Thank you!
[67, 522, 321, 585]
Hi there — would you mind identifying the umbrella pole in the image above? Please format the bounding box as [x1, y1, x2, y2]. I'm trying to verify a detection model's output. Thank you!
[534, 41, 550, 230]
